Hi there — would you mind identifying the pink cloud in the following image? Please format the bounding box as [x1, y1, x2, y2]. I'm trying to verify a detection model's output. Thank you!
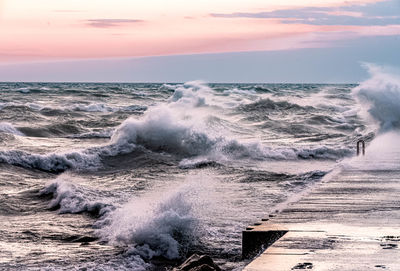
[1, 21, 398, 64]
[0, 0, 398, 63]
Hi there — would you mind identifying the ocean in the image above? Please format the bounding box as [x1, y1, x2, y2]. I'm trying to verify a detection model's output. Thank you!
[0, 73, 396, 270]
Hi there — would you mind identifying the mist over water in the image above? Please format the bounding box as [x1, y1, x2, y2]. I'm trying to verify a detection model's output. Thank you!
[0, 67, 398, 270]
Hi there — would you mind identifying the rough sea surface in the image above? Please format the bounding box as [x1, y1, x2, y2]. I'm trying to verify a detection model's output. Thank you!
[1, 67, 398, 270]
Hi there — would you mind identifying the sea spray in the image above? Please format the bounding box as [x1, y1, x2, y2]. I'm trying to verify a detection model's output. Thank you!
[271, 169, 334, 213]
[168, 80, 257, 109]
[353, 63, 400, 132]
[95, 183, 199, 260]
[168, 81, 209, 107]
[344, 131, 400, 171]
[339, 65, 400, 171]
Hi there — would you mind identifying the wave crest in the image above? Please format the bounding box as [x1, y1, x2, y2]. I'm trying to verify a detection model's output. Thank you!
[0, 122, 24, 136]
[39, 175, 113, 215]
[0, 149, 101, 172]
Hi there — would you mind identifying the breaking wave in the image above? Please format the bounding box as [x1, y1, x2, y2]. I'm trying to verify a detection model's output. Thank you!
[39, 174, 114, 215]
[0, 122, 24, 136]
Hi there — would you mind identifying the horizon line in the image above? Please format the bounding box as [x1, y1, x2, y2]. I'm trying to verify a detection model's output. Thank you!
[0, 81, 359, 84]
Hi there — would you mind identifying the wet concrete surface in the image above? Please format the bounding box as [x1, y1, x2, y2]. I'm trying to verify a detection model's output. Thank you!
[243, 166, 400, 270]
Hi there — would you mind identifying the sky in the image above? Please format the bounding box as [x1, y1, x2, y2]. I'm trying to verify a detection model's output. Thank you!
[0, 0, 399, 82]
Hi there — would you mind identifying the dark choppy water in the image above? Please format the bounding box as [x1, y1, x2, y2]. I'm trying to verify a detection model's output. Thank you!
[0, 77, 392, 270]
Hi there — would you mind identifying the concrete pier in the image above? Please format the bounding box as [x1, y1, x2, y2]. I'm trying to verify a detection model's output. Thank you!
[243, 156, 400, 270]
[242, 224, 287, 259]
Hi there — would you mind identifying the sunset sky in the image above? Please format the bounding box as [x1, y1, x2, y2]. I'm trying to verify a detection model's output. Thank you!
[0, 0, 399, 82]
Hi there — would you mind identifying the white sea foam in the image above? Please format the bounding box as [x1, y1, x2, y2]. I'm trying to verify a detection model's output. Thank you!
[0, 122, 24, 136]
[343, 131, 400, 171]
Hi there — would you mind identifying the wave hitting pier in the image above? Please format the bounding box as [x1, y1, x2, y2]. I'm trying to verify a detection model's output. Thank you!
[242, 158, 400, 270]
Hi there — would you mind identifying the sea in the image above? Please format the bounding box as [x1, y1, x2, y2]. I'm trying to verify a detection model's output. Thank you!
[0, 68, 398, 270]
